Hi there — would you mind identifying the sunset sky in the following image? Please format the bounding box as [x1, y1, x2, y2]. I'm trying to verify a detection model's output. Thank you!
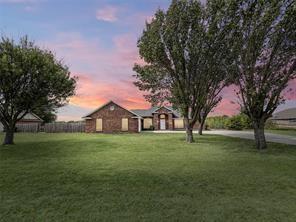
[1, 0, 295, 121]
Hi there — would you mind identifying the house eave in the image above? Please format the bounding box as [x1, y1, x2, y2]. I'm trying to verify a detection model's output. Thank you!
[83, 117, 92, 120]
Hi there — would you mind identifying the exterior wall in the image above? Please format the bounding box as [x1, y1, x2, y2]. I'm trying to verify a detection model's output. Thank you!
[151, 107, 201, 131]
[85, 102, 138, 133]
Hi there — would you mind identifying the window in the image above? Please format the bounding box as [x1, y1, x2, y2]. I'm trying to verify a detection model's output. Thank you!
[96, 118, 102, 132]
[110, 105, 115, 111]
[144, 118, 153, 129]
[122, 118, 128, 131]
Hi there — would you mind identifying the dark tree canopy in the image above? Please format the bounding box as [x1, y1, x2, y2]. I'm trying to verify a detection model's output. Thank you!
[231, 0, 296, 149]
[0, 36, 77, 144]
[134, 0, 235, 142]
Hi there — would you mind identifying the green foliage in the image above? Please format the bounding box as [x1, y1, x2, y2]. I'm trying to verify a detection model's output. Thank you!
[206, 116, 229, 129]
[0, 36, 77, 144]
[33, 105, 57, 123]
[207, 114, 252, 130]
[226, 115, 244, 130]
[226, 114, 253, 130]
[230, 0, 296, 148]
[134, 0, 237, 141]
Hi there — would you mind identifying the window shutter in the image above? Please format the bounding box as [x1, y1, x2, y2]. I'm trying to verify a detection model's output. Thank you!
[122, 118, 128, 131]
[174, 119, 184, 129]
[96, 118, 102, 131]
[143, 118, 153, 129]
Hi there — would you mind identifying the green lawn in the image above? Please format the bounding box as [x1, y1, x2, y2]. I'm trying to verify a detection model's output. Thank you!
[1, 133, 296, 222]
[266, 129, 296, 137]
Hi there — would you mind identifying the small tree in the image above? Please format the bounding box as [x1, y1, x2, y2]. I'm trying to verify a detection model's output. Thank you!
[134, 0, 235, 142]
[231, 0, 296, 149]
[33, 104, 57, 123]
[0, 36, 76, 145]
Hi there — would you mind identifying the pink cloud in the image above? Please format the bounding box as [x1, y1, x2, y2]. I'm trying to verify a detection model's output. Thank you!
[211, 98, 240, 117]
[69, 73, 149, 110]
[39, 32, 150, 113]
[96, 6, 119, 22]
[41, 32, 141, 82]
[42, 33, 295, 121]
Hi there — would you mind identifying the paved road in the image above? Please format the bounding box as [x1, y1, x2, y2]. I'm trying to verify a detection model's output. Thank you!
[153, 130, 296, 145]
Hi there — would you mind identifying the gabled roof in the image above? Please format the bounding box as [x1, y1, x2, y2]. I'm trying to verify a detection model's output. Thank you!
[131, 107, 159, 117]
[271, 108, 296, 120]
[82, 101, 142, 119]
[131, 106, 182, 118]
[18, 112, 43, 121]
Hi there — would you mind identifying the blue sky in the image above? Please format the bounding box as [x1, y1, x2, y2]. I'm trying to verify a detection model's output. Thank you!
[0, 0, 295, 121]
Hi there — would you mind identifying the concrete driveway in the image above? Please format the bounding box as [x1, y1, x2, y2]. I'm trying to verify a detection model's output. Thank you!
[205, 130, 296, 146]
[153, 130, 296, 145]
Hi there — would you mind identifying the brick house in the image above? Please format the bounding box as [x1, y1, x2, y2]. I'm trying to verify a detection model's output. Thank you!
[83, 101, 142, 133]
[83, 101, 199, 133]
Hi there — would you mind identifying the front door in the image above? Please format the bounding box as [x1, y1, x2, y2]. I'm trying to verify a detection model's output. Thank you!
[160, 119, 166, 130]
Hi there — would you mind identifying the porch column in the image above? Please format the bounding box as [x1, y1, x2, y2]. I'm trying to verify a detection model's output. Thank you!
[138, 118, 142, 132]
[153, 114, 159, 130]
[168, 113, 173, 130]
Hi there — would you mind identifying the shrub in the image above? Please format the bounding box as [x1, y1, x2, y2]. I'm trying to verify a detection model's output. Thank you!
[226, 115, 244, 130]
[206, 116, 229, 129]
[225, 114, 253, 130]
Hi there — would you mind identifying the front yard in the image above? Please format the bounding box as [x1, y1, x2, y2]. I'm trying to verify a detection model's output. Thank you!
[1, 133, 296, 221]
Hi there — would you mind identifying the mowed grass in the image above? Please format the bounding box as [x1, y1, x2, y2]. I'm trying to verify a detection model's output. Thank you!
[1, 133, 296, 222]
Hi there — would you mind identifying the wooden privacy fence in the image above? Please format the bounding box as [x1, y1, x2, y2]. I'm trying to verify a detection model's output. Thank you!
[44, 122, 85, 133]
[16, 123, 40, 133]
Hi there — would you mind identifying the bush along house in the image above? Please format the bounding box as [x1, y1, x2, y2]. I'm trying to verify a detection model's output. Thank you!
[82, 101, 199, 133]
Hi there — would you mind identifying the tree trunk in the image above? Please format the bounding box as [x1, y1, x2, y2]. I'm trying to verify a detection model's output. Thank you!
[186, 127, 194, 143]
[198, 119, 205, 135]
[184, 117, 194, 143]
[253, 120, 267, 150]
[3, 125, 15, 145]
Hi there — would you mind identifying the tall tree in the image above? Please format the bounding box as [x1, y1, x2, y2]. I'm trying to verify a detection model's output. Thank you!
[134, 0, 235, 142]
[0, 36, 76, 145]
[231, 0, 296, 149]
